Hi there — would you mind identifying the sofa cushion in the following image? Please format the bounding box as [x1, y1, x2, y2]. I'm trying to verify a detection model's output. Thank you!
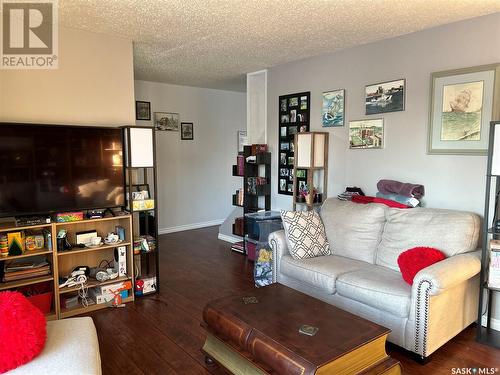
[320, 198, 387, 263]
[281, 210, 331, 260]
[376, 207, 480, 271]
[280, 254, 371, 294]
[336, 266, 411, 318]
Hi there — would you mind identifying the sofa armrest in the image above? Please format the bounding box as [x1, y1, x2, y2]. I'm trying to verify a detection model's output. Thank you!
[412, 250, 481, 296]
[269, 230, 288, 282]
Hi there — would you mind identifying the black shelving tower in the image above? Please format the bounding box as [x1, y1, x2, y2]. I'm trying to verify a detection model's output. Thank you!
[122, 126, 160, 296]
[477, 120, 500, 348]
[231, 145, 271, 255]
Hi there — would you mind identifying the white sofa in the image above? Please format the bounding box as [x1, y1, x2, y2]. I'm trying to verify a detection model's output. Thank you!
[7, 317, 102, 375]
[269, 198, 481, 360]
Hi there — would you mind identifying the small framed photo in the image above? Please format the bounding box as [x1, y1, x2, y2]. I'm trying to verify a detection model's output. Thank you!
[280, 142, 290, 151]
[349, 119, 384, 149]
[181, 122, 194, 140]
[280, 114, 289, 123]
[300, 96, 308, 110]
[154, 112, 179, 131]
[280, 99, 287, 112]
[280, 168, 289, 177]
[136, 101, 151, 121]
[132, 191, 145, 200]
[365, 79, 405, 115]
[287, 183, 293, 192]
[279, 179, 287, 191]
[280, 153, 287, 165]
[290, 109, 297, 122]
[289, 97, 298, 107]
[296, 169, 306, 178]
[288, 157, 294, 166]
[280, 127, 287, 138]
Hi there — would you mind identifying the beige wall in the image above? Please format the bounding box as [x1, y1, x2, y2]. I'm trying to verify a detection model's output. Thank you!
[0, 26, 135, 125]
[134, 80, 246, 232]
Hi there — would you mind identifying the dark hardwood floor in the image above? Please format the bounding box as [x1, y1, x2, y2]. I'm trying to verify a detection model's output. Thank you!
[89, 226, 500, 374]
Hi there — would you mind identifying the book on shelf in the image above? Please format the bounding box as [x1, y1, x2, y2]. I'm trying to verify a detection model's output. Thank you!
[237, 155, 244, 176]
[247, 177, 267, 194]
[489, 240, 500, 288]
[2, 255, 50, 282]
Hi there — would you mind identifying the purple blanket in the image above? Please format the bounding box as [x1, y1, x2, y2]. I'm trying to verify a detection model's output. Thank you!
[377, 179, 425, 199]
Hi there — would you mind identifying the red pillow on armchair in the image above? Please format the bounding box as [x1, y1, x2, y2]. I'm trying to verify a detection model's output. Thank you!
[0, 291, 46, 373]
[397, 247, 446, 285]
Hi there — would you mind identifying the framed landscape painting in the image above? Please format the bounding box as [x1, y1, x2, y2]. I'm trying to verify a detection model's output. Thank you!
[349, 119, 384, 149]
[322, 89, 345, 127]
[428, 64, 500, 155]
[365, 79, 405, 115]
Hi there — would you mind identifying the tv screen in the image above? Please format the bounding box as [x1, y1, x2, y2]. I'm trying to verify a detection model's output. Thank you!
[0, 123, 124, 217]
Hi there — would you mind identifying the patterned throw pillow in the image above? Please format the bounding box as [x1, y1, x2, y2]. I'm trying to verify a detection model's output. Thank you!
[280, 210, 331, 260]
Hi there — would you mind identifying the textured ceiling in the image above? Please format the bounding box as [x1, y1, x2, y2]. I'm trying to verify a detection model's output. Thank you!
[59, 1, 500, 91]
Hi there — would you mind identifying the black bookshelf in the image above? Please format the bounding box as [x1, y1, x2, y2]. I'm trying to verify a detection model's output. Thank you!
[477, 121, 500, 348]
[231, 145, 271, 255]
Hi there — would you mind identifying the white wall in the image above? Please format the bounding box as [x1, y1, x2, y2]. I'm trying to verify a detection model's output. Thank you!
[134, 80, 246, 232]
[267, 13, 500, 326]
[0, 26, 135, 125]
[268, 13, 500, 214]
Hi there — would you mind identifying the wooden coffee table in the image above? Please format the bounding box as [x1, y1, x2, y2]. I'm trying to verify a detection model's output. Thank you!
[202, 283, 402, 375]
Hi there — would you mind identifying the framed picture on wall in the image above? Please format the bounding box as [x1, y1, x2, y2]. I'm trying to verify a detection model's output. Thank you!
[349, 119, 384, 149]
[428, 64, 500, 155]
[154, 112, 179, 131]
[365, 79, 405, 115]
[135, 101, 151, 121]
[322, 89, 345, 127]
[181, 122, 194, 140]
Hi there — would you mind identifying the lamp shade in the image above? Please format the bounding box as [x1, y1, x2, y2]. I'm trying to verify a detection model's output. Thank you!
[129, 127, 154, 167]
[296, 132, 326, 168]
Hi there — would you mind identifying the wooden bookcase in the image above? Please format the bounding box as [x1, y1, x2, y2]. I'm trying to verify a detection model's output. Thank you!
[0, 215, 135, 319]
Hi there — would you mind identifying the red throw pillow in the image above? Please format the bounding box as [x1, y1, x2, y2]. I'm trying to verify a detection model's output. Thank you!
[0, 291, 47, 373]
[397, 247, 446, 285]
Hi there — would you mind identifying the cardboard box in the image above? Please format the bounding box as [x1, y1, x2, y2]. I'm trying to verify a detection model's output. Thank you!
[97, 280, 132, 295]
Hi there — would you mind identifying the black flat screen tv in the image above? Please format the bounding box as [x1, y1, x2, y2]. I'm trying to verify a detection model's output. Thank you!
[0, 123, 125, 217]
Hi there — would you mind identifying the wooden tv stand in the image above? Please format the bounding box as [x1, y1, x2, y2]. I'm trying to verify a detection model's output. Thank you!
[0, 215, 134, 319]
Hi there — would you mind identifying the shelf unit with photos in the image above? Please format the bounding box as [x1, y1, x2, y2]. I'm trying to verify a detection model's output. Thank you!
[477, 121, 500, 348]
[230, 145, 271, 255]
[292, 132, 329, 211]
[0, 215, 134, 320]
[123, 126, 160, 296]
[278, 92, 311, 196]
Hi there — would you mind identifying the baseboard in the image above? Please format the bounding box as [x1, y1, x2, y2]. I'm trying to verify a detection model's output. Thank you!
[481, 314, 500, 331]
[217, 233, 243, 244]
[159, 219, 224, 235]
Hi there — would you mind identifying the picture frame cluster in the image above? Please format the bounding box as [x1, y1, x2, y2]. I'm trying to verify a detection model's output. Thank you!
[278, 92, 310, 195]
[135, 100, 195, 140]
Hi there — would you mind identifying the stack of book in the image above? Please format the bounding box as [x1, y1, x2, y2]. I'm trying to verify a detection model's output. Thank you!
[231, 241, 244, 254]
[2, 256, 50, 283]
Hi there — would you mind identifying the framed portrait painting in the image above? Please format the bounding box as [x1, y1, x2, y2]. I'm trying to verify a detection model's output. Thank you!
[428, 64, 500, 155]
[181, 122, 194, 140]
